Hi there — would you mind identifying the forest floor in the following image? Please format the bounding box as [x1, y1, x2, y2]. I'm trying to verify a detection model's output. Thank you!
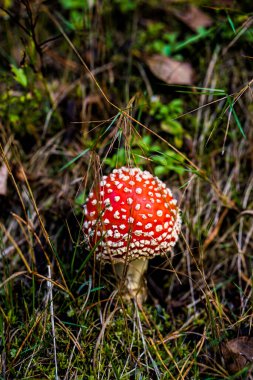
[1, 1, 253, 379]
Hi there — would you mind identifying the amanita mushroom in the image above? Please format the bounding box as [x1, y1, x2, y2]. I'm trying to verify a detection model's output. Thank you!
[83, 167, 181, 303]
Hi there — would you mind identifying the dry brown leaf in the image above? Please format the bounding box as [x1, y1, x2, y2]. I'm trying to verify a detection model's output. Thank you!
[145, 55, 194, 85]
[174, 5, 213, 31]
[0, 163, 8, 195]
[221, 337, 253, 374]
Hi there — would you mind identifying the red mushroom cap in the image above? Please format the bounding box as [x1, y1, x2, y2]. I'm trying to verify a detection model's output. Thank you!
[83, 167, 181, 262]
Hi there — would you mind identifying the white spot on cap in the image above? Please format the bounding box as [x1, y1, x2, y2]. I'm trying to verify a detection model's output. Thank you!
[104, 219, 110, 224]
[146, 204, 151, 209]
[137, 221, 142, 226]
[156, 225, 163, 232]
[164, 222, 169, 228]
[104, 198, 110, 205]
[91, 199, 97, 205]
[157, 210, 163, 217]
[119, 224, 126, 230]
[129, 180, 135, 186]
[136, 188, 142, 194]
[155, 193, 161, 198]
[135, 230, 143, 236]
[128, 217, 134, 223]
[145, 223, 152, 229]
[114, 211, 120, 219]
[117, 183, 123, 189]
[142, 214, 147, 219]
[114, 232, 121, 239]
[114, 196, 120, 202]
[107, 230, 113, 237]
[90, 211, 96, 217]
[135, 204, 141, 211]
[108, 189, 113, 193]
[127, 198, 133, 205]
[124, 187, 131, 193]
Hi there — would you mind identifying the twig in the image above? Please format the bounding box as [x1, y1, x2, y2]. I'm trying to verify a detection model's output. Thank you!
[47, 265, 58, 380]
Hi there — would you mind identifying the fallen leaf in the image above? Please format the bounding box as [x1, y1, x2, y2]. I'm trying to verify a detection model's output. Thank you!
[174, 5, 213, 31]
[145, 55, 194, 85]
[0, 163, 8, 195]
[221, 337, 253, 374]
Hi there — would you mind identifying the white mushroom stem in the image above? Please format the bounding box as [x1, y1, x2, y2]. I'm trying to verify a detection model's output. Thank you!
[114, 259, 148, 303]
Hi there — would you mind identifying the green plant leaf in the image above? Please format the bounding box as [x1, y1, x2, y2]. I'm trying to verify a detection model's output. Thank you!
[161, 120, 183, 135]
[11, 65, 28, 88]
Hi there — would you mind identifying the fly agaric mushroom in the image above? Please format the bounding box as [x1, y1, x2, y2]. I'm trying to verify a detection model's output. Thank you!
[83, 167, 181, 303]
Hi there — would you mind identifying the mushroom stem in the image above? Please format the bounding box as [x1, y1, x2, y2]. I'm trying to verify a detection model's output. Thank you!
[114, 259, 148, 303]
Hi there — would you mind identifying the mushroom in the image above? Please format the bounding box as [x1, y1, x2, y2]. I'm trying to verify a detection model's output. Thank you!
[83, 167, 181, 303]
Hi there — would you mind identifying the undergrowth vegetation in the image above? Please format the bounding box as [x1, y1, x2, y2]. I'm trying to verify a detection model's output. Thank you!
[1, 0, 253, 379]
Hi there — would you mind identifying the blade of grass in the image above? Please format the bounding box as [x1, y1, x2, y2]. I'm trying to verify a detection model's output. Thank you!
[226, 12, 236, 34]
[59, 113, 120, 172]
[59, 148, 90, 172]
[173, 27, 214, 52]
[226, 95, 246, 138]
